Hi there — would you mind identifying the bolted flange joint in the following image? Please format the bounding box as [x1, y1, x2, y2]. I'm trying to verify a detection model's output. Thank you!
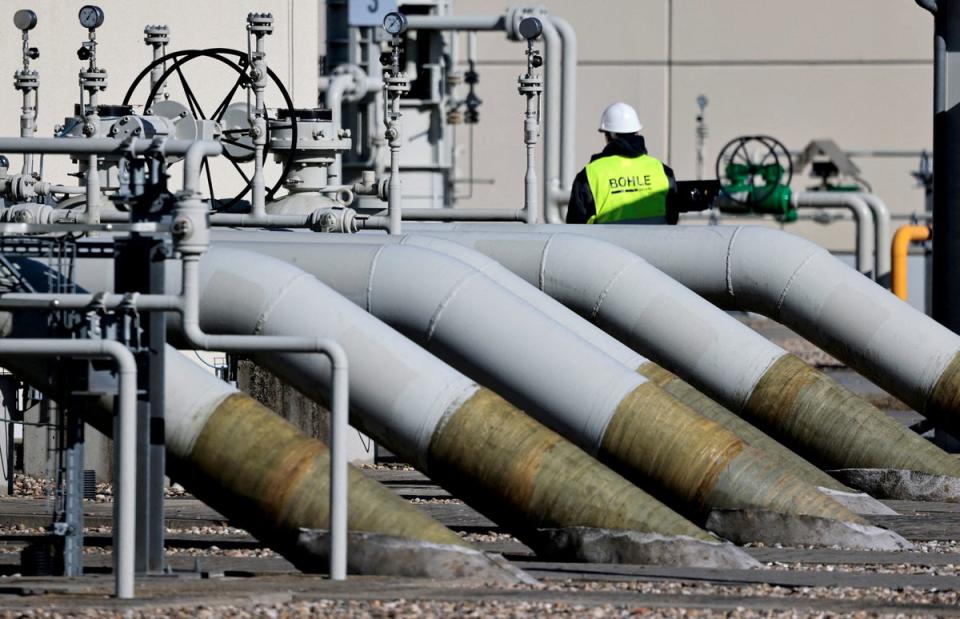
[171, 192, 210, 256]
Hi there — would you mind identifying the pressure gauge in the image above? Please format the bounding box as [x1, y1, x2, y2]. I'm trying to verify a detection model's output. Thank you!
[518, 17, 543, 41]
[383, 12, 408, 36]
[13, 9, 37, 31]
[78, 5, 105, 30]
[697, 95, 708, 111]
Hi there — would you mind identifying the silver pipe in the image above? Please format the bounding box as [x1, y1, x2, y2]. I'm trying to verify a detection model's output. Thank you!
[415, 223, 960, 436]
[792, 192, 874, 278]
[540, 17, 562, 224]
[858, 193, 893, 285]
[324, 72, 353, 185]
[85, 154, 100, 225]
[549, 15, 577, 221]
[361, 207, 526, 222]
[404, 15, 506, 30]
[0, 339, 136, 599]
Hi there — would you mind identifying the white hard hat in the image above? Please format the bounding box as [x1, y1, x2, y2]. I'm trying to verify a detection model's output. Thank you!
[598, 102, 642, 134]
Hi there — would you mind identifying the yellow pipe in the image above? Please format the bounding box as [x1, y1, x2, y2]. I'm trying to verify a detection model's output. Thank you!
[891, 225, 931, 300]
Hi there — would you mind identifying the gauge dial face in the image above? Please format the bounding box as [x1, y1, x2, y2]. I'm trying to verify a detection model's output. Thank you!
[78, 5, 104, 29]
[13, 9, 37, 31]
[518, 17, 542, 40]
[383, 12, 407, 36]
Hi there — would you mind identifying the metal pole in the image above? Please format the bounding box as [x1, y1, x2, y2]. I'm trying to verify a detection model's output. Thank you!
[927, 0, 960, 333]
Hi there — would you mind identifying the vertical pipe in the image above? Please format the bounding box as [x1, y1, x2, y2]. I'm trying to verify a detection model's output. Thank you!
[540, 18, 562, 224]
[550, 16, 577, 220]
[328, 349, 349, 581]
[892, 224, 932, 300]
[86, 155, 100, 224]
[860, 193, 893, 285]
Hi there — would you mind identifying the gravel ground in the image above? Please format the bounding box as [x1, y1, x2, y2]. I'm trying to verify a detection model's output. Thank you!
[8, 475, 192, 502]
[358, 463, 416, 471]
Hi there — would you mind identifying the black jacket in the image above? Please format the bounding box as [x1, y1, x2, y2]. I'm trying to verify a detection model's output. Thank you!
[566, 134, 678, 224]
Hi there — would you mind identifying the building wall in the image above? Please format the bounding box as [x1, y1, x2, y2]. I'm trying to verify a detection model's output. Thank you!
[0, 0, 932, 255]
[421, 0, 934, 252]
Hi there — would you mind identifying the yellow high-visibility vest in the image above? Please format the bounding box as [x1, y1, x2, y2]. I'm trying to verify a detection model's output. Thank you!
[585, 154, 670, 223]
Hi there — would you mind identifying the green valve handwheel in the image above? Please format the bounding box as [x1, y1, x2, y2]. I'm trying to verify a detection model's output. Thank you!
[716, 135, 795, 222]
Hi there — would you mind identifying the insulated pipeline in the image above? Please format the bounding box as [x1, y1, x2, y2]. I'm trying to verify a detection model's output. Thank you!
[220, 239, 866, 528]
[397, 226, 960, 479]
[160, 248, 713, 545]
[214, 229, 846, 492]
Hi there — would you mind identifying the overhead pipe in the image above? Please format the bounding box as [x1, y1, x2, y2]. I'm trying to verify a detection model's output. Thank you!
[396, 227, 960, 479]
[220, 229, 851, 494]
[147, 247, 715, 547]
[219, 239, 879, 534]
[892, 224, 932, 300]
[420, 223, 960, 441]
[792, 192, 874, 278]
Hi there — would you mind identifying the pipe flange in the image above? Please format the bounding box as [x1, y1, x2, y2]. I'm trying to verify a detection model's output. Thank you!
[505, 5, 548, 41]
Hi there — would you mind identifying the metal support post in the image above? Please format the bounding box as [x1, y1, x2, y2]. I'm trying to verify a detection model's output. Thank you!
[114, 236, 166, 575]
[923, 0, 960, 332]
[59, 394, 85, 577]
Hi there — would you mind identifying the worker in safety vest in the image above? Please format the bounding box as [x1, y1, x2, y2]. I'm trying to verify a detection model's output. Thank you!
[566, 102, 678, 224]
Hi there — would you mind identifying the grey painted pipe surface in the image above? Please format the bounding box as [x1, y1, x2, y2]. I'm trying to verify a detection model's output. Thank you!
[213, 237, 874, 527]
[218, 230, 848, 491]
[404, 230, 784, 413]
[858, 193, 893, 284]
[406, 223, 960, 439]
[548, 15, 576, 221]
[540, 17, 562, 224]
[220, 240, 646, 452]
[152, 247, 710, 541]
[792, 192, 874, 278]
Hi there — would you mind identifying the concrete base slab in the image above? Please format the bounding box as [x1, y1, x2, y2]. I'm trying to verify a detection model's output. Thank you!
[829, 468, 960, 502]
[817, 486, 899, 515]
[532, 527, 760, 569]
[706, 509, 914, 550]
[294, 529, 536, 584]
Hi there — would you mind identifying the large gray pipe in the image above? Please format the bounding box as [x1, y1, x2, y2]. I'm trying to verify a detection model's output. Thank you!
[406, 222, 960, 445]
[65, 245, 714, 549]
[210, 236, 873, 532]
[168, 248, 714, 544]
[216, 229, 847, 492]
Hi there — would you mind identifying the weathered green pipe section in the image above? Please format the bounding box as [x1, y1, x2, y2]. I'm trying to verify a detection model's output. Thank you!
[747, 355, 960, 475]
[180, 392, 469, 552]
[428, 388, 712, 539]
[638, 362, 849, 492]
[598, 382, 863, 524]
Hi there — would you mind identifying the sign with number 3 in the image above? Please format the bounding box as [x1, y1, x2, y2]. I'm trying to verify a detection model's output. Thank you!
[348, 0, 399, 27]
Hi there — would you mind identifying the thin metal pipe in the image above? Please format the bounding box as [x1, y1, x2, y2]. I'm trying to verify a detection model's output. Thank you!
[404, 15, 506, 30]
[549, 15, 577, 221]
[417, 223, 960, 438]
[892, 224, 932, 300]
[85, 155, 100, 225]
[540, 18, 562, 224]
[324, 72, 353, 185]
[858, 193, 893, 285]
[792, 192, 874, 278]
[0, 339, 136, 599]
[361, 208, 526, 222]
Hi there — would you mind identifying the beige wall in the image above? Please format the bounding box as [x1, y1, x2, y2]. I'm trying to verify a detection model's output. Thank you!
[443, 0, 934, 252]
[0, 1, 934, 254]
